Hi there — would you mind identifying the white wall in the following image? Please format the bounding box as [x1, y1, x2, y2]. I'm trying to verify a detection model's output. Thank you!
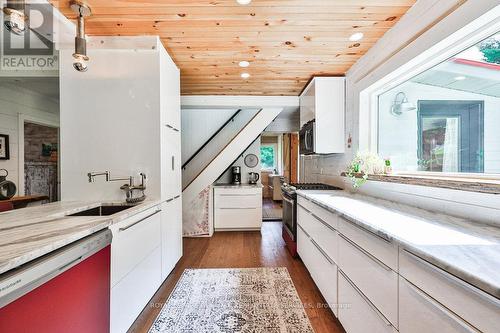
[0, 85, 59, 191]
[378, 82, 500, 173]
[302, 1, 500, 225]
[181, 108, 238, 163]
[60, 37, 163, 201]
[215, 138, 261, 185]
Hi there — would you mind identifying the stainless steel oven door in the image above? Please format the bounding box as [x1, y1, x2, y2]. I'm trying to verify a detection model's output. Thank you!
[282, 194, 295, 240]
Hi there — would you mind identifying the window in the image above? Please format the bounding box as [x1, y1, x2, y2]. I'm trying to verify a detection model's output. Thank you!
[260, 145, 276, 170]
[377, 32, 500, 175]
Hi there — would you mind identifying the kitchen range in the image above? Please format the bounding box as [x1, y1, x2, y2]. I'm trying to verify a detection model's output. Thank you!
[281, 183, 342, 257]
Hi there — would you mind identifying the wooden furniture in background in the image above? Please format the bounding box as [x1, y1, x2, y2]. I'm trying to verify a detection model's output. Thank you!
[1, 195, 49, 210]
[269, 174, 283, 201]
[51, 0, 415, 95]
[261, 171, 272, 199]
[290, 134, 299, 183]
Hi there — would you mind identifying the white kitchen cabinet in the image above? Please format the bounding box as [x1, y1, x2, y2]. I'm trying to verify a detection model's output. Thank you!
[299, 77, 345, 154]
[161, 196, 183, 280]
[400, 249, 500, 333]
[160, 46, 181, 131]
[214, 186, 262, 230]
[338, 271, 397, 333]
[399, 276, 480, 333]
[109, 206, 162, 333]
[338, 233, 398, 327]
[297, 225, 338, 316]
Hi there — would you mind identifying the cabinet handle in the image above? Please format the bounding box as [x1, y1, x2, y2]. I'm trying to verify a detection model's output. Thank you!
[119, 210, 161, 232]
[219, 207, 257, 210]
[310, 238, 335, 266]
[297, 223, 310, 238]
[171, 156, 175, 170]
[342, 216, 392, 243]
[403, 250, 500, 306]
[339, 270, 393, 327]
[403, 278, 481, 332]
[311, 212, 337, 232]
[166, 197, 174, 202]
[339, 233, 392, 272]
[297, 203, 310, 213]
[219, 194, 257, 197]
[174, 195, 180, 199]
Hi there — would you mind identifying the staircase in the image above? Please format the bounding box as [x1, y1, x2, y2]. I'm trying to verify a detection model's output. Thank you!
[182, 107, 283, 235]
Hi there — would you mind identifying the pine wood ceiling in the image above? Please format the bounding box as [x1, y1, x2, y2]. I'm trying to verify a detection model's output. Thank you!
[52, 0, 416, 96]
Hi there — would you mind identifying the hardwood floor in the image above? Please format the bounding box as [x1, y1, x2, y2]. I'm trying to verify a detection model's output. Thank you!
[129, 222, 345, 333]
[263, 198, 283, 220]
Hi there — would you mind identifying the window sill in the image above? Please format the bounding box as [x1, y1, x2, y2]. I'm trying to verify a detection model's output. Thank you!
[340, 172, 500, 195]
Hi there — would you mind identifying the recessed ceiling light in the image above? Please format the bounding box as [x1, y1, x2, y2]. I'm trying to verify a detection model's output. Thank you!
[454, 76, 466, 81]
[236, 0, 252, 5]
[241, 72, 250, 79]
[349, 32, 364, 42]
[239, 60, 250, 68]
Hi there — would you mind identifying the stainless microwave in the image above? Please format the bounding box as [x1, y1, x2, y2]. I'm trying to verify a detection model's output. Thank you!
[299, 120, 315, 155]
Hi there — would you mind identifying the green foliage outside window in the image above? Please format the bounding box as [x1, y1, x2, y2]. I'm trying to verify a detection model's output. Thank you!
[480, 37, 500, 64]
[260, 146, 275, 169]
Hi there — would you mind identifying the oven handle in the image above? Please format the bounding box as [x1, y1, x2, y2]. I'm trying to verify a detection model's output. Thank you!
[282, 195, 295, 206]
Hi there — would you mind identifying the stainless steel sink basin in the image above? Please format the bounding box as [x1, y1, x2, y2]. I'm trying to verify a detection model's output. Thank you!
[68, 205, 134, 217]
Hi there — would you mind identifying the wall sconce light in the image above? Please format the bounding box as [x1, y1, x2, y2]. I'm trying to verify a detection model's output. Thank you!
[390, 92, 416, 116]
[70, 0, 91, 72]
[3, 0, 27, 35]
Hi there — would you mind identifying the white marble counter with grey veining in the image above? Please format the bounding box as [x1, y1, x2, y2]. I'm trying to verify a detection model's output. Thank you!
[296, 190, 500, 299]
[0, 200, 161, 275]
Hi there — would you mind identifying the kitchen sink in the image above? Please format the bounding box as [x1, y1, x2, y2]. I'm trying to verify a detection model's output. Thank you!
[68, 205, 134, 217]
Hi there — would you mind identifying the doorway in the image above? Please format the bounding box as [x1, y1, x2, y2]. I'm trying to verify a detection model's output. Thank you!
[22, 120, 60, 202]
[417, 100, 484, 173]
[261, 133, 298, 221]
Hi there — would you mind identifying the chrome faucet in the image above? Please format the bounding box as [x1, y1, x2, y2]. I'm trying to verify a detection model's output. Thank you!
[87, 171, 147, 203]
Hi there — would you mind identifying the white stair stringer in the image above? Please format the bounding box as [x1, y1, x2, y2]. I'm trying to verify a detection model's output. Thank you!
[182, 107, 283, 235]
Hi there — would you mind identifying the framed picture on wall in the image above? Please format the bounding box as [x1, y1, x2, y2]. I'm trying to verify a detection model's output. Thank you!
[0, 134, 10, 160]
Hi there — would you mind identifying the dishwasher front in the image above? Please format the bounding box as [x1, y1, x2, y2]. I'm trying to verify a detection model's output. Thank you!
[0, 229, 112, 333]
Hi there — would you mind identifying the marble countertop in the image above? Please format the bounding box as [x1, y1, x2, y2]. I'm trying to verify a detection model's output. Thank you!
[296, 190, 500, 298]
[0, 200, 161, 275]
[213, 183, 263, 188]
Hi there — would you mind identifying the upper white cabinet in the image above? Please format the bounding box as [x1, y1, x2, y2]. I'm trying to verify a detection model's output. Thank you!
[299, 77, 345, 154]
[160, 46, 181, 131]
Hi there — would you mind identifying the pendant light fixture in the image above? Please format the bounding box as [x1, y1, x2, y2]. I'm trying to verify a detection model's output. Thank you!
[2, 0, 27, 35]
[70, 0, 91, 72]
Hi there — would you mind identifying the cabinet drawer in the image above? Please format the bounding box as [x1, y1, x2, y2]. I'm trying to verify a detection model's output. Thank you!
[297, 204, 338, 263]
[110, 246, 161, 333]
[297, 225, 338, 316]
[399, 276, 480, 333]
[338, 217, 397, 271]
[400, 249, 500, 333]
[215, 193, 261, 209]
[338, 233, 398, 327]
[215, 207, 262, 229]
[110, 207, 161, 286]
[338, 271, 397, 333]
[298, 196, 338, 230]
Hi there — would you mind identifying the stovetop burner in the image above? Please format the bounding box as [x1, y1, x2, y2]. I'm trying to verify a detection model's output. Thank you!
[281, 182, 342, 196]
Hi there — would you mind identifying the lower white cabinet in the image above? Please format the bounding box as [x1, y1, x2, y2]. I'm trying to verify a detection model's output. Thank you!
[297, 225, 338, 316]
[214, 186, 262, 230]
[161, 196, 183, 280]
[109, 206, 162, 333]
[399, 276, 479, 333]
[338, 271, 397, 333]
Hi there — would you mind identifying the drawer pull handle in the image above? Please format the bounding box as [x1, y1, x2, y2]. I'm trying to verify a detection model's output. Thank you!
[219, 207, 257, 210]
[339, 233, 392, 272]
[297, 203, 311, 213]
[310, 238, 335, 266]
[339, 270, 393, 327]
[342, 216, 391, 243]
[403, 250, 500, 306]
[298, 223, 310, 238]
[311, 212, 337, 232]
[404, 278, 481, 333]
[174, 195, 180, 199]
[119, 210, 161, 232]
[219, 194, 257, 197]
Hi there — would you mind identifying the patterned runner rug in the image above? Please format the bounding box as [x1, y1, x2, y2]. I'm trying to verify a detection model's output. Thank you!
[148, 267, 314, 333]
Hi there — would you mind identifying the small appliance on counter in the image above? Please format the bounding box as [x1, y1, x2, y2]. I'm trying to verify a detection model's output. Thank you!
[231, 166, 241, 185]
[281, 183, 342, 257]
[248, 172, 260, 185]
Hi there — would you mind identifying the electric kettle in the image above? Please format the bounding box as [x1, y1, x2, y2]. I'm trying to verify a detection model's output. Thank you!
[248, 172, 260, 185]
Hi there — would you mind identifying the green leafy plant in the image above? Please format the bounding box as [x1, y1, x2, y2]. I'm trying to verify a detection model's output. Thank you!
[260, 146, 275, 169]
[479, 37, 500, 64]
[345, 151, 385, 189]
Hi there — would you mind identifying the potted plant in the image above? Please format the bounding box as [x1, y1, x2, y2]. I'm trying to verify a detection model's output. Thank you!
[345, 151, 385, 188]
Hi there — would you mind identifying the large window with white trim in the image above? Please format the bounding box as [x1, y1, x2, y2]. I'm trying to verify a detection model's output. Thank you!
[377, 32, 500, 174]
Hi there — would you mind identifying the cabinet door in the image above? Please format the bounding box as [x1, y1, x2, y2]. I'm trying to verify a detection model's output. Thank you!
[161, 197, 183, 280]
[338, 271, 396, 333]
[160, 48, 180, 130]
[399, 277, 480, 333]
